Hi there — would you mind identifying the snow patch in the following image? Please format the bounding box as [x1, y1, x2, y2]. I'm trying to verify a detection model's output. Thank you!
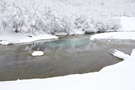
[90, 32, 135, 41]
[110, 49, 130, 59]
[32, 51, 44, 56]
[0, 33, 58, 45]
[119, 17, 135, 31]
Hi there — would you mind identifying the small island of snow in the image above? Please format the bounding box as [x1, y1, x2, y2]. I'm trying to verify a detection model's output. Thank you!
[32, 51, 45, 56]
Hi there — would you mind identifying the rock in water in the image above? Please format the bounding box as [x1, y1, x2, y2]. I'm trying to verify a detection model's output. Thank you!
[110, 49, 130, 60]
[32, 51, 44, 56]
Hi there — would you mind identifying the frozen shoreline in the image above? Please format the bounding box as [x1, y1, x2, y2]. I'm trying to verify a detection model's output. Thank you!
[90, 32, 135, 41]
[1, 17, 135, 45]
[90, 17, 135, 41]
[0, 33, 58, 45]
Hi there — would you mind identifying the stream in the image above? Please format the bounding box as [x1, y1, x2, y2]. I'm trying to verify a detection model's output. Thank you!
[0, 35, 135, 81]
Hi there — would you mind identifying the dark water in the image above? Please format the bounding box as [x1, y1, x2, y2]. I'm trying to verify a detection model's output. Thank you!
[0, 35, 135, 81]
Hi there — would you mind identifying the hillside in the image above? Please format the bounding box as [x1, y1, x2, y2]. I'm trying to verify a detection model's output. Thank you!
[0, 0, 135, 35]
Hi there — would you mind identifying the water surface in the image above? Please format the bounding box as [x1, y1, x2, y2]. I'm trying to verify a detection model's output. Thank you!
[0, 35, 135, 81]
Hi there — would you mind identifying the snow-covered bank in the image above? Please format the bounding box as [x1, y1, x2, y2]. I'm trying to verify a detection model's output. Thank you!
[90, 32, 135, 41]
[119, 17, 135, 32]
[0, 49, 135, 90]
[0, 33, 58, 45]
[1, 16, 135, 45]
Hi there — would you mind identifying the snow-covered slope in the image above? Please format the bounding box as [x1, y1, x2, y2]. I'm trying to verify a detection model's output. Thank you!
[0, 0, 135, 35]
[119, 17, 135, 31]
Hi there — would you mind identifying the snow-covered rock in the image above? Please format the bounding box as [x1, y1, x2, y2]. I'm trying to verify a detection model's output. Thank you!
[110, 49, 130, 59]
[32, 51, 44, 56]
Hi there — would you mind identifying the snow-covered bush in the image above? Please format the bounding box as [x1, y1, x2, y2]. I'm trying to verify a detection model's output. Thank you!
[74, 16, 121, 34]
[0, 0, 134, 35]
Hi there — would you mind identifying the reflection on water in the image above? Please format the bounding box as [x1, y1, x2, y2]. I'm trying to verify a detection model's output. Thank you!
[21, 36, 98, 53]
[0, 35, 134, 81]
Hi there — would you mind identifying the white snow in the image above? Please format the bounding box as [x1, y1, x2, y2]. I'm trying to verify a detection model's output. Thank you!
[32, 51, 44, 56]
[119, 17, 135, 32]
[90, 32, 135, 41]
[0, 49, 135, 90]
[110, 49, 130, 60]
[0, 33, 58, 45]
[90, 16, 135, 41]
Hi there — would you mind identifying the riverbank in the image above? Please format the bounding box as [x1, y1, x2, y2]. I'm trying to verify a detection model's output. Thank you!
[90, 32, 135, 41]
[0, 17, 135, 46]
[0, 33, 58, 45]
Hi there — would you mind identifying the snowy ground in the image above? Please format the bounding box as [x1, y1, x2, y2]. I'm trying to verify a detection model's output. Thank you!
[0, 33, 58, 45]
[90, 17, 135, 41]
[119, 17, 135, 32]
[90, 32, 135, 41]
